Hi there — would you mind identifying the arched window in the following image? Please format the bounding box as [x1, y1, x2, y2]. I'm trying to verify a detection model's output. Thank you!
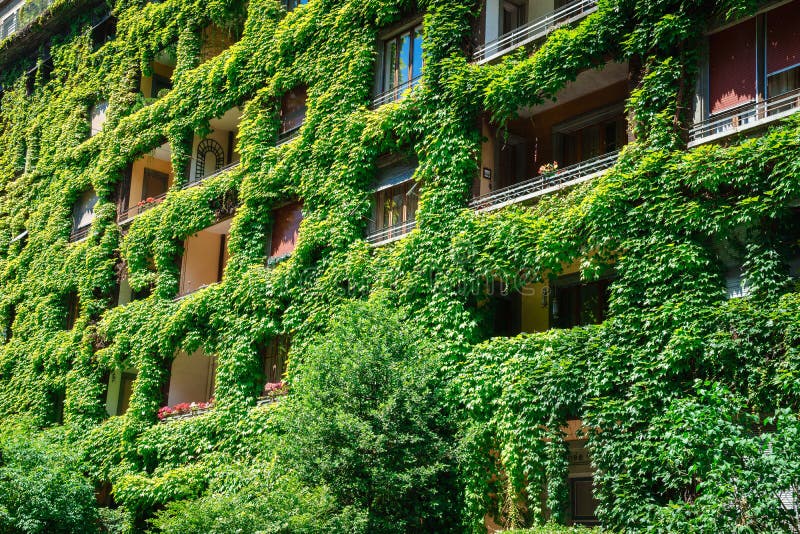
[195, 138, 225, 181]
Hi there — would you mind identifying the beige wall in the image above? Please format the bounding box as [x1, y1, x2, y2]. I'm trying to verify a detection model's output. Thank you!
[528, 0, 556, 20]
[189, 129, 239, 182]
[129, 155, 173, 204]
[180, 230, 226, 296]
[168, 349, 215, 405]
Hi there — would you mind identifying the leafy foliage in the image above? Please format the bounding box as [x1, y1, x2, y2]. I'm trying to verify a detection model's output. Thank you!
[0, 420, 99, 534]
[0, 0, 799, 531]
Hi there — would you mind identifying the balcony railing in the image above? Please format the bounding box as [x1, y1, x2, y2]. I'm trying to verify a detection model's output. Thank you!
[68, 224, 91, 243]
[365, 218, 416, 246]
[117, 193, 167, 224]
[184, 160, 240, 189]
[688, 88, 800, 147]
[473, 0, 598, 64]
[0, 0, 54, 43]
[158, 395, 282, 423]
[371, 76, 421, 109]
[117, 162, 240, 225]
[469, 150, 620, 213]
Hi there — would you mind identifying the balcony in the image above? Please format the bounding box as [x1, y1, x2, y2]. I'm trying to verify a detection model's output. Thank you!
[474, 0, 597, 64]
[371, 76, 421, 109]
[69, 225, 91, 243]
[366, 218, 416, 246]
[0, 0, 54, 43]
[688, 88, 800, 147]
[178, 218, 231, 298]
[470, 150, 619, 212]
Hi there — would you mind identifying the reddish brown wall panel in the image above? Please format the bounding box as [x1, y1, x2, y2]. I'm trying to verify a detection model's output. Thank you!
[270, 202, 303, 258]
[709, 19, 757, 113]
[767, 0, 800, 74]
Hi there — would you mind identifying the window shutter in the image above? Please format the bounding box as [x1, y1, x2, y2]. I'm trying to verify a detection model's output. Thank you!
[709, 19, 757, 114]
[767, 0, 800, 74]
[270, 202, 303, 258]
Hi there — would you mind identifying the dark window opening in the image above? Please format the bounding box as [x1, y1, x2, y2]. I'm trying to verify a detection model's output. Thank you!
[50, 389, 66, 424]
[151, 73, 172, 99]
[550, 275, 612, 329]
[65, 291, 79, 330]
[279, 86, 307, 138]
[2, 304, 15, 343]
[557, 115, 626, 167]
[489, 285, 522, 337]
[502, 0, 527, 35]
[570, 477, 599, 526]
[269, 202, 303, 261]
[116, 372, 136, 415]
[91, 15, 117, 51]
[261, 335, 290, 391]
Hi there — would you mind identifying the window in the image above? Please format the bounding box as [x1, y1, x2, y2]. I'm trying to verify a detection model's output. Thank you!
[151, 73, 172, 98]
[261, 335, 290, 389]
[502, 0, 526, 35]
[194, 138, 225, 180]
[570, 477, 599, 525]
[269, 202, 303, 261]
[141, 168, 169, 200]
[71, 189, 98, 241]
[279, 86, 307, 139]
[368, 159, 418, 239]
[554, 109, 626, 167]
[766, 2, 800, 98]
[1, 10, 17, 40]
[91, 15, 116, 50]
[550, 275, 611, 329]
[89, 101, 108, 137]
[283, 0, 308, 11]
[65, 291, 79, 330]
[377, 23, 423, 103]
[488, 282, 522, 337]
[703, 0, 800, 117]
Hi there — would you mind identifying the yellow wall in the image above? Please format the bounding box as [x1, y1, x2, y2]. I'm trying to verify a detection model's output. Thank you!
[140, 61, 175, 99]
[521, 282, 550, 332]
[519, 262, 582, 333]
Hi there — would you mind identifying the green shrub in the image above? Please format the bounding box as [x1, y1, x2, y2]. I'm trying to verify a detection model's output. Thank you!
[280, 297, 464, 533]
[148, 468, 335, 534]
[0, 419, 98, 534]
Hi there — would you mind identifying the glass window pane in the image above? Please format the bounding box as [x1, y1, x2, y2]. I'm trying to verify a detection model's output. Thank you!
[384, 40, 398, 91]
[398, 32, 411, 85]
[412, 27, 423, 81]
[582, 126, 600, 160]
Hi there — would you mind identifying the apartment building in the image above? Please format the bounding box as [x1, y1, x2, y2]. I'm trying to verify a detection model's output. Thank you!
[1, 0, 799, 528]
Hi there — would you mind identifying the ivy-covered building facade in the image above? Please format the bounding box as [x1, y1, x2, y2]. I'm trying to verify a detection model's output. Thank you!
[2, 0, 800, 530]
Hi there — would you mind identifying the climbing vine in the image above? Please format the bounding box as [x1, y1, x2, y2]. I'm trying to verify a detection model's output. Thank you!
[1, 0, 800, 530]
